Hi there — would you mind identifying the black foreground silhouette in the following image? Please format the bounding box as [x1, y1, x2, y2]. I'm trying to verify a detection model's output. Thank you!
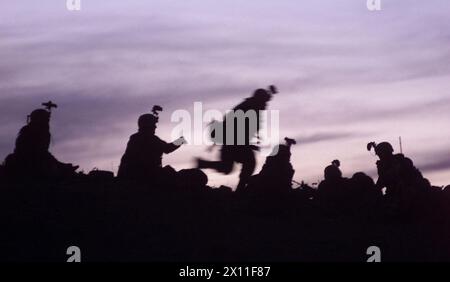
[0, 97, 449, 262]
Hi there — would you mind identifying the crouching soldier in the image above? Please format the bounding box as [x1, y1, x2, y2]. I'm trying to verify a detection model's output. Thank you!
[118, 106, 186, 184]
[246, 137, 296, 194]
[368, 141, 429, 214]
[316, 160, 350, 212]
[3, 101, 79, 181]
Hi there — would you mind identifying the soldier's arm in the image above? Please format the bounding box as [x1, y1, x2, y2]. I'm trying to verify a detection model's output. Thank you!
[374, 161, 386, 190]
[162, 137, 185, 154]
[375, 178, 385, 190]
[164, 143, 180, 154]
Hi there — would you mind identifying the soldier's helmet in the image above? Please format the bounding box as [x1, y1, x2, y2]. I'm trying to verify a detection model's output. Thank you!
[29, 109, 50, 124]
[252, 88, 272, 102]
[351, 172, 375, 188]
[375, 142, 394, 157]
[271, 144, 291, 160]
[138, 113, 158, 130]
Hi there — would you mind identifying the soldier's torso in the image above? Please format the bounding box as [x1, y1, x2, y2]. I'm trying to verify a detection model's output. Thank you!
[124, 132, 166, 168]
[15, 125, 51, 155]
[213, 98, 268, 146]
[377, 154, 422, 193]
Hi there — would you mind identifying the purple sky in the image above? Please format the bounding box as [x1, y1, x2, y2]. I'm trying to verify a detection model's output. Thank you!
[1, 0, 449, 187]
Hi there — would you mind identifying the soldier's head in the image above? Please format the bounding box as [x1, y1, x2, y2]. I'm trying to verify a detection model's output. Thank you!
[375, 142, 394, 159]
[28, 109, 50, 126]
[252, 88, 272, 103]
[324, 160, 342, 182]
[138, 114, 158, 134]
[270, 144, 291, 160]
[351, 172, 375, 189]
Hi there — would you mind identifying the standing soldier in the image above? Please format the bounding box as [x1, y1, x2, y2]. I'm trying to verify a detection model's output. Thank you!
[197, 86, 277, 192]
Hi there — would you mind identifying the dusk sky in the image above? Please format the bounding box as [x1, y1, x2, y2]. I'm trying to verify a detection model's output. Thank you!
[1, 0, 449, 188]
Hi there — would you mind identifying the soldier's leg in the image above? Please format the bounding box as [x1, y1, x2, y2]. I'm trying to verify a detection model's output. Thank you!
[236, 149, 256, 192]
[197, 160, 234, 174]
[197, 146, 234, 174]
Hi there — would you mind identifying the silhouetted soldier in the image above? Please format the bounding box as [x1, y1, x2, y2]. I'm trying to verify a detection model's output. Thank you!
[3, 102, 78, 180]
[197, 86, 277, 192]
[349, 172, 381, 200]
[118, 106, 185, 182]
[368, 141, 428, 211]
[348, 172, 382, 215]
[247, 137, 296, 194]
[316, 160, 350, 211]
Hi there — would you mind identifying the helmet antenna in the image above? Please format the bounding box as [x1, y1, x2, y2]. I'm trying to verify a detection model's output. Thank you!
[268, 85, 278, 95]
[367, 142, 377, 152]
[331, 159, 340, 168]
[42, 101, 58, 113]
[151, 105, 163, 117]
[284, 137, 296, 147]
